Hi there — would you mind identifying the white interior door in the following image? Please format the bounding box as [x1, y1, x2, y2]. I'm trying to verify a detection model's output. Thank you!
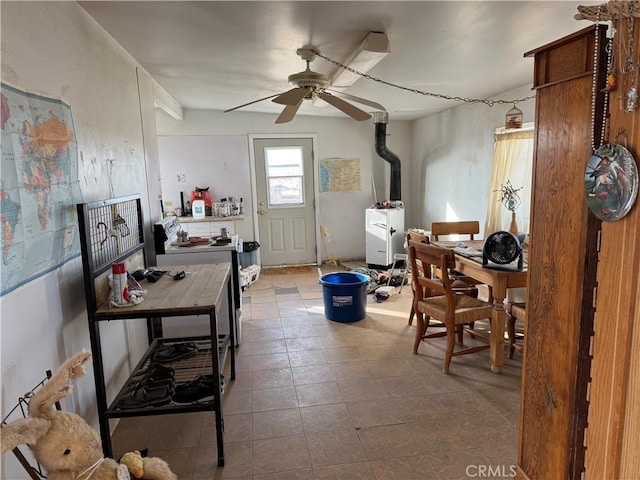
[253, 137, 317, 267]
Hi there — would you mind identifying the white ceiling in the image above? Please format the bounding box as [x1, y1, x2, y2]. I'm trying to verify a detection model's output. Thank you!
[80, 1, 600, 122]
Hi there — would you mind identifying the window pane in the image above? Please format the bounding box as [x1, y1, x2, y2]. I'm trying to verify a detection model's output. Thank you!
[264, 146, 305, 206]
[269, 177, 303, 205]
[266, 146, 303, 177]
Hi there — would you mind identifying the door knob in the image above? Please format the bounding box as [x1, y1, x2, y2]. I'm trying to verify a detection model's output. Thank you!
[258, 209, 267, 215]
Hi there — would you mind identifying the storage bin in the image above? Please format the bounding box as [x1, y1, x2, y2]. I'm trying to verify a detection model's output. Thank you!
[239, 251, 257, 268]
[240, 265, 261, 289]
[319, 272, 369, 322]
[239, 241, 260, 268]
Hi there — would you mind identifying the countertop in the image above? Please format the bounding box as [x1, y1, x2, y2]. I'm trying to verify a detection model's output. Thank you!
[172, 215, 244, 223]
[93, 263, 231, 319]
[166, 234, 239, 252]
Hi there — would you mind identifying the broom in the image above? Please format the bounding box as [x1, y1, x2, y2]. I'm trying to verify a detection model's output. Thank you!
[320, 225, 338, 266]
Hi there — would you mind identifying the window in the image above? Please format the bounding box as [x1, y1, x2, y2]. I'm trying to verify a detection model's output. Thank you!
[484, 124, 534, 236]
[264, 146, 305, 206]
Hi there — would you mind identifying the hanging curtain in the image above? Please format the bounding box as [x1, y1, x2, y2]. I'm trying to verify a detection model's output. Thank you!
[485, 127, 534, 237]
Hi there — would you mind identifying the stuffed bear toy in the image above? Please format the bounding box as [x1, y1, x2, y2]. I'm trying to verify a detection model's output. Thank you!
[0, 350, 177, 480]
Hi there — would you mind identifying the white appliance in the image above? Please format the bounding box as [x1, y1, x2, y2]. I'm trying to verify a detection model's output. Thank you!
[365, 207, 405, 268]
[153, 216, 242, 344]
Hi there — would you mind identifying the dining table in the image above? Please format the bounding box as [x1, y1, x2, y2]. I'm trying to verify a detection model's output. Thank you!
[432, 239, 528, 373]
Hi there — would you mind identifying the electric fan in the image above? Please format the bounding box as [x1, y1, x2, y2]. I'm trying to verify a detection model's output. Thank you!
[482, 231, 523, 271]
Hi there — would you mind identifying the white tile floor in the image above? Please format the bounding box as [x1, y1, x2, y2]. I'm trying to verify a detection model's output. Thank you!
[112, 266, 522, 479]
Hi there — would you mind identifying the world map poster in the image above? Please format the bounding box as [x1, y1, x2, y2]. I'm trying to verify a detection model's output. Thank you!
[1, 83, 83, 296]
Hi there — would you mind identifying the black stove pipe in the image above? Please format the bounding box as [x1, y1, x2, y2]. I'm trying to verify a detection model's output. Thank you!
[373, 112, 401, 201]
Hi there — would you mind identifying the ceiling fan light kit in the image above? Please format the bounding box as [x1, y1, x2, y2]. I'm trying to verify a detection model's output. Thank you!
[281, 48, 330, 93]
[329, 31, 390, 88]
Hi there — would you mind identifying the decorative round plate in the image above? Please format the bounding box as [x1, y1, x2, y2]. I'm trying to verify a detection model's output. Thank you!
[585, 143, 639, 222]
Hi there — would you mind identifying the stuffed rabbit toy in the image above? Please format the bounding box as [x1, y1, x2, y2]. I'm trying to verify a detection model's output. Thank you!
[0, 350, 177, 480]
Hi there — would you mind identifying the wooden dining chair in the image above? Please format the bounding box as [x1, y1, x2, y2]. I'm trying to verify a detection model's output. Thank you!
[408, 240, 492, 373]
[406, 229, 430, 326]
[431, 220, 480, 241]
[430, 220, 481, 299]
[507, 302, 526, 358]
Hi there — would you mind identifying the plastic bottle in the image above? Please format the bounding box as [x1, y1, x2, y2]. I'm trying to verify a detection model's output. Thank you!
[112, 262, 129, 305]
[231, 196, 240, 216]
[220, 198, 229, 217]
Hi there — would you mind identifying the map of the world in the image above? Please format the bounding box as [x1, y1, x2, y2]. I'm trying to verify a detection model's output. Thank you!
[1, 83, 82, 296]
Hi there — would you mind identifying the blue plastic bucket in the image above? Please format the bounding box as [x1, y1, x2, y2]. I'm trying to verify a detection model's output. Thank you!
[319, 272, 369, 322]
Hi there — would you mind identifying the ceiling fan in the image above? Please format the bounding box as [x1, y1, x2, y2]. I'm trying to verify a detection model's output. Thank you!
[224, 48, 386, 124]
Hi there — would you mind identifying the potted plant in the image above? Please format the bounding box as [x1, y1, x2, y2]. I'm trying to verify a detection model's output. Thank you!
[496, 180, 522, 236]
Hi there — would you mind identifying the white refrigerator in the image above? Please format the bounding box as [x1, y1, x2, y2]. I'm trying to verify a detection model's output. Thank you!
[365, 207, 405, 268]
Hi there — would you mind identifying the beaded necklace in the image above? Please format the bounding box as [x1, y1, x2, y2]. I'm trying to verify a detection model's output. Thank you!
[591, 7, 611, 152]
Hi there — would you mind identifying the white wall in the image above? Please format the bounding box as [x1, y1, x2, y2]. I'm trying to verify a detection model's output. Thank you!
[157, 134, 255, 240]
[156, 109, 412, 261]
[157, 85, 534, 258]
[411, 84, 536, 238]
[1, 4, 156, 477]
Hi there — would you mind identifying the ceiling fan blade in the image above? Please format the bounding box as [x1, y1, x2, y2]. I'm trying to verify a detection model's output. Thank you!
[272, 87, 311, 106]
[317, 92, 372, 121]
[275, 100, 303, 124]
[325, 89, 386, 112]
[224, 93, 282, 113]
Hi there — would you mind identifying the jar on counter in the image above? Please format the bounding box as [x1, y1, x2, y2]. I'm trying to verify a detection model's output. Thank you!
[231, 196, 240, 216]
[219, 198, 230, 217]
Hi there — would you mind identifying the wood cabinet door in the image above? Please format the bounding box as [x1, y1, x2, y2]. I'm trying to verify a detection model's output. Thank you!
[517, 25, 606, 480]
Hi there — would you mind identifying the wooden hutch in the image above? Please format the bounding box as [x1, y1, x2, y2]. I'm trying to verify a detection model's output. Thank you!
[517, 5, 640, 479]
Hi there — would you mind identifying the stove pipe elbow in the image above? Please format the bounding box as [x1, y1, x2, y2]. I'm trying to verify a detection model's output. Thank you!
[373, 112, 401, 201]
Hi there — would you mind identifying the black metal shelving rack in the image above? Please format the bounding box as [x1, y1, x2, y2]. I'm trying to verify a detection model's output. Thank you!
[77, 195, 235, 467]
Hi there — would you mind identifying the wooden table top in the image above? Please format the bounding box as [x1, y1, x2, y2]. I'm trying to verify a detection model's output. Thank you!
[93, 263, 231, 320]
[433, 239, 528, 269]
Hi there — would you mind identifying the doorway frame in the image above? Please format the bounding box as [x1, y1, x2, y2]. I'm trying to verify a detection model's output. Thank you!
[248, 133, 321, 266]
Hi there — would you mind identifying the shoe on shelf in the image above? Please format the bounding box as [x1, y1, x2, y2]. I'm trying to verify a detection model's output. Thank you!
[116, 385, 172, 409]
[172, 374, 225, 404]
[182, 374, 224, 393]
[153, 342, 197, 363]
[122, 376, 175, 396]
[132, 364, 175, 381]
[130, 370, 175, 388]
